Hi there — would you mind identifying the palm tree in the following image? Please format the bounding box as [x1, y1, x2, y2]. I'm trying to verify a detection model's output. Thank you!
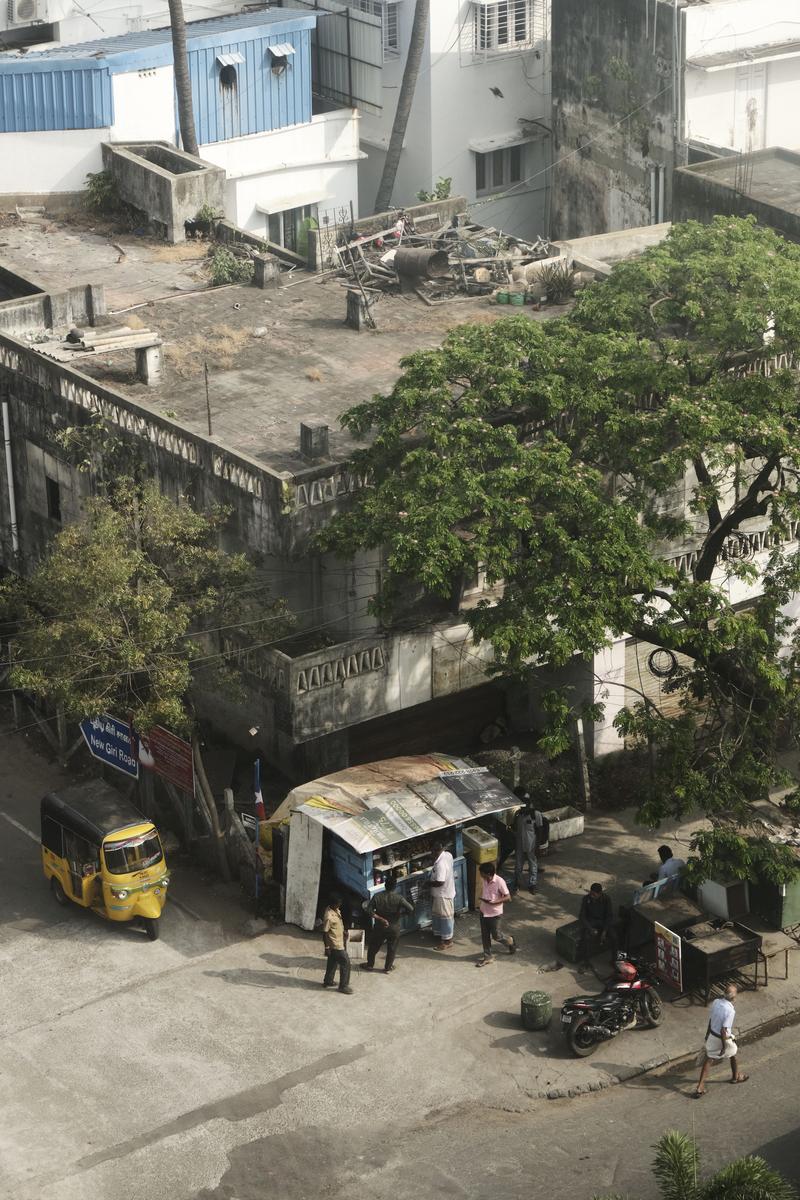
[595, 1130, 797, 1200]
[374, 0, 430, 214]
[168, 0, 199, 157]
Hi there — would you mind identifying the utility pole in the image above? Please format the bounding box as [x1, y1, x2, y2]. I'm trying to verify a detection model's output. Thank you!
[168, 0, 199, 157]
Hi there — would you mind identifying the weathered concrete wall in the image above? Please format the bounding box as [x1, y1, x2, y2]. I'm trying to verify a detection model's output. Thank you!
[0, 284, 104, 335]
[102, 142, 226, 243]
[673, 153, 800, 243]
[551, 0, 682, 239]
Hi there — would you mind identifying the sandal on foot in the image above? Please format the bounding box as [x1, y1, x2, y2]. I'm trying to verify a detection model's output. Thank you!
[691, 1090, 706, 1099]
[731, 1074, 749, 1084]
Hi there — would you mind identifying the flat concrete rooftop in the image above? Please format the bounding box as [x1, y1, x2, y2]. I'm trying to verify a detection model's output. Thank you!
[0, 217, 557, 474]
[681, 147, 800, 218]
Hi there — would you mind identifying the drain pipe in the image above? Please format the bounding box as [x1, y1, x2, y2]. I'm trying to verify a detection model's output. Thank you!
[1, 401, 20, 561]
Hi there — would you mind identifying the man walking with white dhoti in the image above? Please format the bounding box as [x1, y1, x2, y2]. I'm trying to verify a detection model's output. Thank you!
[430, 839, 455, 951]
[693, 983, 748, 1097]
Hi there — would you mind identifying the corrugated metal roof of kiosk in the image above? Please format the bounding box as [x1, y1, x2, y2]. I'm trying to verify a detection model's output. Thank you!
[269, 754, 519, 855]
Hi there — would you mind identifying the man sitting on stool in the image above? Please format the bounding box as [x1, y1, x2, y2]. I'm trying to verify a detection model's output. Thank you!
[644, 844, 687, 891]
[578, 882, 617, 970]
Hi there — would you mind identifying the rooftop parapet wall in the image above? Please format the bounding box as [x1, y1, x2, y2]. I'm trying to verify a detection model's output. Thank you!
[0, 327, 372, 562]
[673, 147, 800, 242]
[102, 142, 226, 243]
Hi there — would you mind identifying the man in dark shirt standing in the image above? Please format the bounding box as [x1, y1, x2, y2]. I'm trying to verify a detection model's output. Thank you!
[578, 882, 617, 969]
[362, 874, 414, 974]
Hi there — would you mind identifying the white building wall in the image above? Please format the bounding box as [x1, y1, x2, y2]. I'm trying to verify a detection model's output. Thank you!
[198, 109, 362, 233]
[24, 0, 246, 45]
[684, 0, 800, 154]
[0, 68, 176, 195]
[357, 2, 433, 217]
[358, 0, 550, 240]
[110, 67, 175, 143]
[0, 129, 106, 193]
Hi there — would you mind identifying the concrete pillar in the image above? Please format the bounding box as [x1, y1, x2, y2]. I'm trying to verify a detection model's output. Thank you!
[135, 343, 163, 387]
[87, 284, 106, 326]
[346, 289, 373, 330]
[253, 254, 280, 290]
[300, 420, 329, 461]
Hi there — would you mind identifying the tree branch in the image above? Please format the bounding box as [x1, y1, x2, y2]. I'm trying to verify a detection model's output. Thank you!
[692, 455, 723, 532]
[693, 455, 779, 583]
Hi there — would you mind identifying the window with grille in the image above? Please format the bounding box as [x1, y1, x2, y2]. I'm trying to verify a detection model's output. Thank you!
[475, 144, 524, 196]
[473, 0, 532, 55]
[354, 0, 400, 60]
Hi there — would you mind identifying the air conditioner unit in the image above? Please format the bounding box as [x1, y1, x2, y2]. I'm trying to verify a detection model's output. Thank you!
[7, 0, 40, 25]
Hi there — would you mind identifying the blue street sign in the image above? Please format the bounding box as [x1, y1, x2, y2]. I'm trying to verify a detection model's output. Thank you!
[79, 713, 139, 778]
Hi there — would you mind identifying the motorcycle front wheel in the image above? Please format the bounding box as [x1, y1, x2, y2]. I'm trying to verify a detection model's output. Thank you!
[642, 989, 663, 1027]
[566, 1015, 600, 1057]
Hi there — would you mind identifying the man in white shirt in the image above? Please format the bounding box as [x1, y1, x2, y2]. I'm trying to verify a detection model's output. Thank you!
[656, 844, 687, 882]
[429, 839, 456, 951]
[693, 983, 748, 1097]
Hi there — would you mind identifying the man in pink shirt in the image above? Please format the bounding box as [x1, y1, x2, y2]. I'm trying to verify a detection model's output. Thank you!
[477, 861, 516, 967]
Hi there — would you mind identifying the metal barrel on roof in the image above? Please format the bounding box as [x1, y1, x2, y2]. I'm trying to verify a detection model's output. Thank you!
[394, 248, 451, 279]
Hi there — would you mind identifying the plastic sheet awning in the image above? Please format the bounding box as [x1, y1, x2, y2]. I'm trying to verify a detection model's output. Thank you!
[270, 753, 519, 855]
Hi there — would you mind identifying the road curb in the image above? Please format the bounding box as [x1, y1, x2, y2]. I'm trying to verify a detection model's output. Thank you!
[539, 1004, 800, 1100]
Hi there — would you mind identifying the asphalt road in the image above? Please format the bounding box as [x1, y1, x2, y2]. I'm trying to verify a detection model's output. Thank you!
[301, 1023, 800, 1200]
[3, 722, 798, 1200]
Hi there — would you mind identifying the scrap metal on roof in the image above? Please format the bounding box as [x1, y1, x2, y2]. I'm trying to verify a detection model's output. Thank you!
[271, 754, 519, 854]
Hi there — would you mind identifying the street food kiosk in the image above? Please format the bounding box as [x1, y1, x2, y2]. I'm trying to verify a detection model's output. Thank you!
[270, 754, 520, 932]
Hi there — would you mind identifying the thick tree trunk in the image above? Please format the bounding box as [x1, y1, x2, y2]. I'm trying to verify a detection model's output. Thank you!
[168, 0, 199, 158]
[374, 0, 430, 214]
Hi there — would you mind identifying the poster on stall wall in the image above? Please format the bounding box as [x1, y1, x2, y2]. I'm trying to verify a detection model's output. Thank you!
[653, 921, 683, 990]
[440, 766, 514, 816]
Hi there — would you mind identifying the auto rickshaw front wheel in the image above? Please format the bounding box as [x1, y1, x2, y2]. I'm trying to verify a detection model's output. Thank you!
[50, 876, 68, 906]
[142, 918, 160, 941]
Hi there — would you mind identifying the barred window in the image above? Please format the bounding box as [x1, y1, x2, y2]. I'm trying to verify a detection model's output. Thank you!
[355, 0, 401, 60]
[474, 0, 532, 54]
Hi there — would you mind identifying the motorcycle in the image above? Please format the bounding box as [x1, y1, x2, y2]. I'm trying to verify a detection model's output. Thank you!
[561, 954, 663, 1057]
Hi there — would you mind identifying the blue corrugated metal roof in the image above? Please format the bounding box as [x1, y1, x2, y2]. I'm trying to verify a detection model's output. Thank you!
[0, 66, 113, 131]
[0, 8, 316, 74]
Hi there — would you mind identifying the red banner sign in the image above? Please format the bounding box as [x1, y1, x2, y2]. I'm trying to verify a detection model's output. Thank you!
[138, 726, 194, 795]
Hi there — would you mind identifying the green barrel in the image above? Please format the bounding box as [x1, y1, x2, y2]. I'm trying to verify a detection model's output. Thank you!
[509, 291, 525, 306]
[521, 990, 552, 1031]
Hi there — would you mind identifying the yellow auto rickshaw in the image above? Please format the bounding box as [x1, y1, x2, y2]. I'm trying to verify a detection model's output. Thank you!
[41, 780, 169, 940]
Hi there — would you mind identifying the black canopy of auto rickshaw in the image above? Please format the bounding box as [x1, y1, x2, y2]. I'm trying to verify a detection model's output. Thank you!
[41, 780, 148, 847]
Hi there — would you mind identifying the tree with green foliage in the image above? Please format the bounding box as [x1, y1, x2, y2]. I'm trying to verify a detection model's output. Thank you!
[320, 217, 800, 883]
[596, 1128, 797, 1200]
[1, 475, 289, 875]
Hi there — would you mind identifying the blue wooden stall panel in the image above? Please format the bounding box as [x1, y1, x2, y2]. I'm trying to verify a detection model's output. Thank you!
[190, 26, 312, 146]
[0, 67, 112, 132]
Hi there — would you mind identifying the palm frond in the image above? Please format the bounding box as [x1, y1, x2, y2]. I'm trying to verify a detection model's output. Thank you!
[701, 1154, 798, 1200]
[653, 1130, 700, 1200]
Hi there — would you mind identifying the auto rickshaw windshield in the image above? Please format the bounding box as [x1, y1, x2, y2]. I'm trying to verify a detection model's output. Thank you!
[104, 832, 163, 875]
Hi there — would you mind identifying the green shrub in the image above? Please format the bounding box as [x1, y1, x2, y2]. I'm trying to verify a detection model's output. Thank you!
[537, 261, 576, 304]
[208, 246, 254, 286]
